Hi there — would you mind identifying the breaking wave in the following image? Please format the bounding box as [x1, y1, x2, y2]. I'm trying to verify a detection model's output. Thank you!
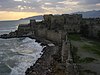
[0, 37, 45, 75]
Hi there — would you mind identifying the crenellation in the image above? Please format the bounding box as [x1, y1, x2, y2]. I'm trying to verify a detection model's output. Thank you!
[30, 19, 36, 30]
[18, 24, 31, 36]
[43, 14, 82, 33]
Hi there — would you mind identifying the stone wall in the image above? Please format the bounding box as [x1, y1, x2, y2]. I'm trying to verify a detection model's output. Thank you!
[46, 30, 62, 44]
[61, 39, 79, 75]
[35, 28, 47, 38]
[61, 40, 68, 63]
[43, 14, 82, 33]
[34, 28, 67, 44]
[18, 24, 31, 36]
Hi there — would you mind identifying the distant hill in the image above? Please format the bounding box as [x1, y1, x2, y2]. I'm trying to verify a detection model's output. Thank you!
[20, 10, 100, 20]
[74, 10, 100, 18]
[20, 15, 43, 20]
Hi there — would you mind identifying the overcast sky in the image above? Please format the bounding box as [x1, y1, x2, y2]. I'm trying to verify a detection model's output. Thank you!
[0, 0, 100, 20]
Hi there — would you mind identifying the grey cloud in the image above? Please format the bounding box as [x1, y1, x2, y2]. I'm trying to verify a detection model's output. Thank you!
[77, 0, 100, 5]
[84, 0, 100, 4]
[0, 0, 44, 12]
[0, 0, 99, 13]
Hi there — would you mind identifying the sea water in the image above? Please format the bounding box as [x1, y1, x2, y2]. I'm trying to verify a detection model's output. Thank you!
[0, 20, 44, 75]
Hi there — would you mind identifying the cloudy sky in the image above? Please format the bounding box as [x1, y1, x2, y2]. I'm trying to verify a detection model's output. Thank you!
[0, 0, 100, 20]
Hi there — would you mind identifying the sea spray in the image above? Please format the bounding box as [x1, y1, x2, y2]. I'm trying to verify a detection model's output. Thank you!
[0, 37, 45, 75]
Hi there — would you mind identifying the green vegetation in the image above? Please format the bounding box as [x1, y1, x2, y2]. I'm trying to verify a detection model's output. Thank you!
[72, 46, 79, 63]
[72, 46, 97, 63]
[79, 57, 97, 63]
[82, 44, 100, 56]
[74, 55, 97, 63]
[70, 35, 99, 75]
[90, 41, 100, 49]
[83, 70, 97, 75]
[68, 34, 81, 41]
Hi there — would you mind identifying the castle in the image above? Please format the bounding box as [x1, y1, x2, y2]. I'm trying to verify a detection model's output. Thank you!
[43, 14, 82, 33]
[15, 14, 100, 38]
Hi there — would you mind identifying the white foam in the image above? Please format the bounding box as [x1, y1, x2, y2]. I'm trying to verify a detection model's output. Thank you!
[9, 52, 43, 75]
[0, 52, 3, 55]
[5, 63, 13, 70]
[15, 37, 44, 55]
[22, 37, 35, 43]
[10, 49, 16, 52]
[9, 37, 45, 75]
[10, 62, 33, 75]
[4, 43, 9, 46]
[48, 43, 55, 46]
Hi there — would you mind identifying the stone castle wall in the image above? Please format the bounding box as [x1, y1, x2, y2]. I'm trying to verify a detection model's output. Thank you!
[61, 40, 79, 75]
[35, 28, 47, 38]
[34, 28, 67, 44]
[43, 14, 82, 33]
[46, 30, 62, 44]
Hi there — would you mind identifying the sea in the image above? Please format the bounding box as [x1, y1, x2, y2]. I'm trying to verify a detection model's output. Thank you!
[0, 20, 44, 75]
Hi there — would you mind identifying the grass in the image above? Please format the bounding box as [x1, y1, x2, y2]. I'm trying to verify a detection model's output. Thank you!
[68, 34, 81, 41]
[72, 45, 97, 63]
[82, 44, 100, 56]
[70, 36, 99, 75]
[79, 57, 97, 63]
[74, 55, 97, 63]
[83, 69, 97, 75]
[90, 41, 100, 49]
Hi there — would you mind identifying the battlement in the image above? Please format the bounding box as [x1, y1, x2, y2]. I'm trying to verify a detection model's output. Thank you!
[17, 14, 100, 38]
[43, 14, 82, 32]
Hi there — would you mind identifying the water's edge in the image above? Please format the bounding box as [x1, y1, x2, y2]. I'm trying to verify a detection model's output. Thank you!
[0, 37, 46, 75]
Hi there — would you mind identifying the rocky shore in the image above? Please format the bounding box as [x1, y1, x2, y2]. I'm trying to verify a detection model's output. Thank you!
[25, 46, 59, 75]
[25, 36, 66, 75]
[0, 33, 67, 75]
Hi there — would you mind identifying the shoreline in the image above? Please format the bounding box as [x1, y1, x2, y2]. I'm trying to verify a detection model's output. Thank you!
[24, 36, 62, 75]
[0, 36, 57, 75]
[1, 35, 60, 75]
[25, 40, 60, 75]
[25, 34, 72, 75]
[25, 46, 58, 75]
